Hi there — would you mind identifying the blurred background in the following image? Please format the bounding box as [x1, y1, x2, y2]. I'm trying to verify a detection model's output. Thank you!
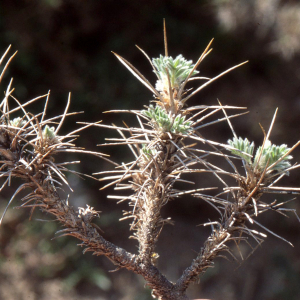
[0, 0, 300, 299]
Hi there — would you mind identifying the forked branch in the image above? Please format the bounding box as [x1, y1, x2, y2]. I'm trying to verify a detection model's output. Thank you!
[1, 24, 299, 300]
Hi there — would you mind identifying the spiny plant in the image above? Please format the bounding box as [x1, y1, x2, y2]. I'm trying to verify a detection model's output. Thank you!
[1, 22, 300, 300]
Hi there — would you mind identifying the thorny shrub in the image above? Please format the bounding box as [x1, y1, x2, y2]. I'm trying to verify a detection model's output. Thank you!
[0, 24, 299, 300]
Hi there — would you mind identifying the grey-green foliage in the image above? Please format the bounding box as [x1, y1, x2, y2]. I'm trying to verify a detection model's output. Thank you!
[254, 140, 292, 172]
[152, 54, 199, 91]
[42, 125, 56, 140]
[142, 105, 193, 134]
[141, 144, 157, 159]
[228, 137, 292, 173]
[228, 137, 254, 164]
[8, 117, 26, 128]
